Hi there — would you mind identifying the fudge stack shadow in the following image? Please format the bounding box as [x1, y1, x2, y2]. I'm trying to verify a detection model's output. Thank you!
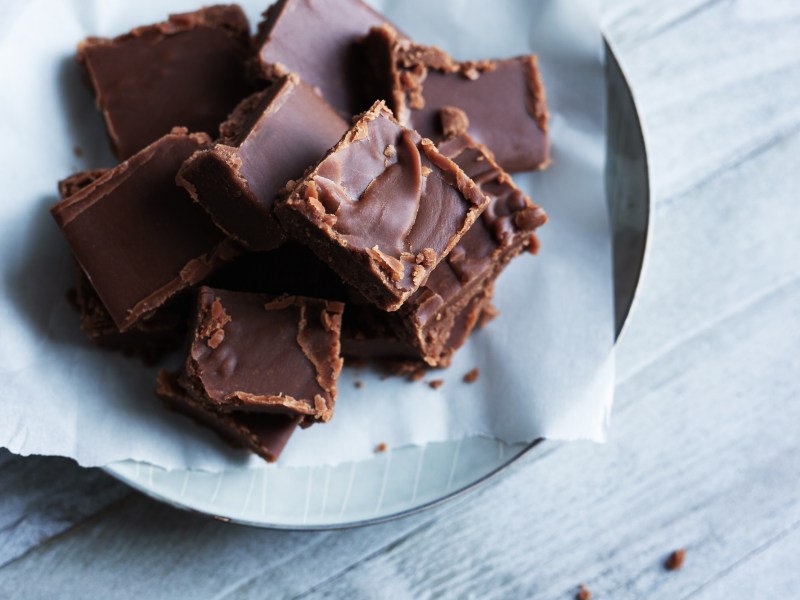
[50, 1, 550, 463]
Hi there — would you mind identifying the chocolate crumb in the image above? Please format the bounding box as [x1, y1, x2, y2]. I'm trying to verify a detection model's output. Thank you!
[514, 206, 548, 231]
[440, 105, 470, 138]
[463, 368, 479, 383]
[428, 379, 444, 390]
[375, 442, 387, 453]
[665, 548, 686, 571]
[207, 329, 225, 349]
[73, 145, 83, 157]
[479, 303, 499, 328]
[527, 234, 541, 255]
[408, 367, 426, 382]
[354, 380, 363, 389]
[576, 584, 591, 600]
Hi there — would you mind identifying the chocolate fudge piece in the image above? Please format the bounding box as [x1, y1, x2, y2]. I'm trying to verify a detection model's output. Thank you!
[177, 75, 348, 251]
[78, 5, 253, 159]
[51, 129, 239, 332]
[255, 0, 388, 118]
[59, 170, 188, 362]
[276, 101, 490, 312]
[341, 129, 546, 367]
[179, 288, 344, 423]
[157, 371, 301, 462]
[361, 25, 550, 173]
[392, 130, 547, 365]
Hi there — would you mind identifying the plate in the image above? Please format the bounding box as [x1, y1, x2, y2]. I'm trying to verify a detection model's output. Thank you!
[103, 41, 650, 529]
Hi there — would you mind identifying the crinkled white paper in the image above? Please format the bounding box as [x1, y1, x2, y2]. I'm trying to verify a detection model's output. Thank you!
[0, 0, 612, 470]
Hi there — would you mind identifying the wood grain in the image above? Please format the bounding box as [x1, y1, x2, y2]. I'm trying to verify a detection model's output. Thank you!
[1, 0, 799, 598]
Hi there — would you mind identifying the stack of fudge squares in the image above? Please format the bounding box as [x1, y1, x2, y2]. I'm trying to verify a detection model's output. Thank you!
[51, 1, 550, 462]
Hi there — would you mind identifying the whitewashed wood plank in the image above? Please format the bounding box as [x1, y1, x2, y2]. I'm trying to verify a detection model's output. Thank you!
[602, 0, 726, 45]
[0, 450, 128, 569]
[606, 0, 800, 203]
[601, 0, 800, 384]
[288, 279, 800, 599]
[690, 521, 800, 600]
[615, 125, 800, 384]
[0, 489, 444, 600]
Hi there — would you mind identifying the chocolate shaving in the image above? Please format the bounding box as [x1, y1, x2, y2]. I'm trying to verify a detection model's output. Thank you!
[463, 368, 479, 383]
[440, 106, 470, 138]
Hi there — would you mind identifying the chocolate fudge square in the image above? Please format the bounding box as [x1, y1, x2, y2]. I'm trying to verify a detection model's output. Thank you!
[51, 129, 238, 332]
[78, 5, 253, 159]
[255, 0, 389, 118]
[276, 101, 490, 312]
[178, 288, 344, 423]
[361, 24, 550, 173]
[59, 169, 188, 362]
[177, 75, 348, 251]
[341, 128, 546, 367]
[157, 371, 301, 463]
[393, 129, 547, 364]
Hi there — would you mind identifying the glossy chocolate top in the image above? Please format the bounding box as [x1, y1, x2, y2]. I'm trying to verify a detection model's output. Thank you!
[78, 5, 253, 159]
[363, 25, 550, 173]
[255, 0, 387, 117]
[406, 130, 547, 330]
[51, 129, 237, 331]
[58, 169, 188, 361]
[178, 75, 348, 250]
[279, 102, 489, 311]
[183, 288, 344, 422]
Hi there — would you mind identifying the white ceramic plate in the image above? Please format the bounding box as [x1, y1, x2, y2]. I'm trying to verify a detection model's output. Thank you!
[104, 43, 650, 529]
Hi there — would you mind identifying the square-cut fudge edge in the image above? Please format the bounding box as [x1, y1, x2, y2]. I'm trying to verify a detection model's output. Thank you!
[59, 169, 188, 363]
[77, 5, 252, 160]
[176, 81, 290, 252]
[157, 370, 301, 463]
[275, 101, 491, 312]
[51, 128, 241, 332]
[361, 24, 550, 173]
[393, 127, 547, 365]
[253, 0, 390, 117]
[179, 288, 345, 423]
[177, 74, 348, 251]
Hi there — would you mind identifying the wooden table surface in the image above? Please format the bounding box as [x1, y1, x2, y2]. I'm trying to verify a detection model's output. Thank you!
[2, 1, 799, 598]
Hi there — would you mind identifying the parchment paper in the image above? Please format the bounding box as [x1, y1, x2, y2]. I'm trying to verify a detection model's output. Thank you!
[0, 0, 613, 470]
